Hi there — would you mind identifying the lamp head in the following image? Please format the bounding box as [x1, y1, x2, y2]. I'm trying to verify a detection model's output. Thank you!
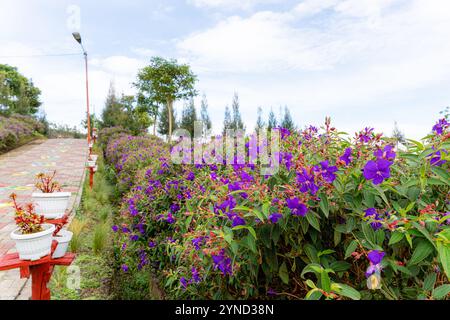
[72, 32, 82, 44]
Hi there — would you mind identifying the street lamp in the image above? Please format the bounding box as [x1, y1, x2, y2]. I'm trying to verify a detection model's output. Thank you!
[72, 32, 91, 145]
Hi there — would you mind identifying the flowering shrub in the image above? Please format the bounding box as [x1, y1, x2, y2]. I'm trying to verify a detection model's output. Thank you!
[10, 193, 44, 234]
[106, 118, 450, 300]
[35, 171, 62, 193]
[98, 126, 130, 150]
[0, 114, 45, 153]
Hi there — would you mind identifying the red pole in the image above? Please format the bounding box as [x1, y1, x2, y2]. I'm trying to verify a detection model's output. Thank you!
[85, 52, 91, 145]
[89, 167, 94, 189]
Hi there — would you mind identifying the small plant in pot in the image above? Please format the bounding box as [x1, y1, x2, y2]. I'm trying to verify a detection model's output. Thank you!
[32, 171, 71, 219]
[9, 193, 55, 261]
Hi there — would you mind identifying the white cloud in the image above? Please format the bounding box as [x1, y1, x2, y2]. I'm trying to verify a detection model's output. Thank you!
[188, 0, 281, 11]
[90, 56, 145, 76]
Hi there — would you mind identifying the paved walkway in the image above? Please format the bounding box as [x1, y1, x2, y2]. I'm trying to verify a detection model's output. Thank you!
[0, 139, 87, 300]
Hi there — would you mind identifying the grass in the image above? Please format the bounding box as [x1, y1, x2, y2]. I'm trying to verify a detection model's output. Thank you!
[49, 149, 115, 300]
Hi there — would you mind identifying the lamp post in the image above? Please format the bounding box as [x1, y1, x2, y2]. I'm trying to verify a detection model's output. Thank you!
[72, 32, 91, 145]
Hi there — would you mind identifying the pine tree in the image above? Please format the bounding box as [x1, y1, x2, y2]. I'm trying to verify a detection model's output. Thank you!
[101, 82, 128, 128]
[281, 106, 295, 131]
[255, 106, 265, 130]
[223, 105, 232, 135]
[268, 108, 277, 131]
[231, 92, 245, 131]
[180, 98, 197, 137]
[200, 94, 212, 133]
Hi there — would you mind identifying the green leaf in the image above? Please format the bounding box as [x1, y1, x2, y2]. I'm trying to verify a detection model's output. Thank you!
[330, 261, 351, 273]
[431, 166, 450, 186]
[306, 212, 320, 232]
[437, 242, 450, 280]
[232, 225, 257, 239]
[334, 283, 361, 300]
[345, 240, 358, 259]
[389, 231, 404, 245]
[408, 241, 434, 266]
[423, 273, 437, 292]
[318, 249, 335, 257]
[279, 261, 289, 285]
[320, 270, 331, 293]
[319, 194, 330, 218]
[432, 284, 450, 300]
[305, 289, 323, 300]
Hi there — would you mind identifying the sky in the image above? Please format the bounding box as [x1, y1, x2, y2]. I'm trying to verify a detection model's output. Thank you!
[1, 0, 449, 139]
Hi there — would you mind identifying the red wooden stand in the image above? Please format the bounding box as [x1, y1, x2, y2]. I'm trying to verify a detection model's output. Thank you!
[88, 166, 95, 189]
[0, 241, 75, 300]
[0, 213, 75, 300]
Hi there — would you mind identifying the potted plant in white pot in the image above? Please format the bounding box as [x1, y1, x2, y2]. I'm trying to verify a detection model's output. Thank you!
[32, 171, 71, 219]
[9, 193, 55, 261]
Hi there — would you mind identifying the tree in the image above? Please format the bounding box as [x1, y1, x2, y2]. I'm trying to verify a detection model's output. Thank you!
[137, 92, 160, 135]
[180, 98, 197, 137]
[223, 105, 232, 135]
[281, 106, 295, 130]
[268, 108, 277, 131]
[0, 64, 41, 115]
[200, 94, 212, 134]
[231, 92, 245, 131]
[100, 82, 149, 134]
[392, 121, 405, 147]
[255, 107, 265, 131]
[100, 82, 129, 128]
[135, 57, 197, 142]
[158, 103, 177, 136]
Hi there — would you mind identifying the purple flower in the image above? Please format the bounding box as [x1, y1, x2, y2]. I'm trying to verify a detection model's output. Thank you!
[231, 215, 246, 227]
[192, 237, 206, 250]
[269, 212, 283, 223]
[429, 149, 448, 167]
[212, 249, 232, 276]
[297, 169, 319, 195]
[358, 127, 374, 143]
[130, 234, 139, 241]
[286, 198, 308, 217]
[433, 118, 449, 135]
[180, 277, 188, 290]
[374, 145, 396, 161]
[340, 148, 353, 166]
[363, 159, 392, 185]
[112, 225, 118, 232]
[167, 212, 175, 224]
[149, 241, 157, 248]
[319, 160, 338, 183]
[186, 171, 195, 181]
[191, 267, 201, 283]
[368, 250, 385, 265]
[121, 264, 129, 272]
[365, 208, 383, 230]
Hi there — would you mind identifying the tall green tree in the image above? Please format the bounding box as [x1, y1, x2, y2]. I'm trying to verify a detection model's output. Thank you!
[231, 92, 245, 131]
[268, 108, 277, 131]
[255, 106, 265, 130]
[137, 92, 160, 135]
[135, 57, 197, 142]
[100, 82, 129, 128]
[180, 98, 197, 137]
[223, 105, 232, 135]
[281, 106, 295, 130]
[0, 64, 41, 115]
[200, 94, 212, 134]
[158, 103, 177, 136]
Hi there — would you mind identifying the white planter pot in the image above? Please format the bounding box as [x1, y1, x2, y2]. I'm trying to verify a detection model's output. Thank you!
[86, 160, 96, 167]
[32, 192, 71, 219]
[90, 155, 98, 162]
[52, 229, 73, 259]
[10, 224, 56, 261]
